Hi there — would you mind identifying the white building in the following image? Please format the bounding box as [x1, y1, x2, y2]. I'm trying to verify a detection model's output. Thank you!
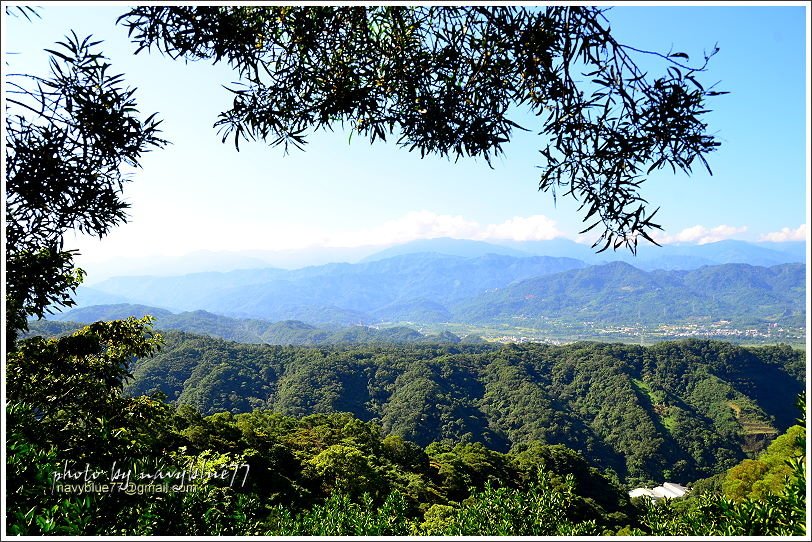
[629, 487, 657, 499]
[629, 482, 689, 500]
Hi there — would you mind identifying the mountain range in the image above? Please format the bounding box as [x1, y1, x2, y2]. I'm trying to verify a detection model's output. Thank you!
[77, 237, 806, 283]
[454, 261, 805, 327]
[56, 238, 806, 330]
[73, 252, 585, 323]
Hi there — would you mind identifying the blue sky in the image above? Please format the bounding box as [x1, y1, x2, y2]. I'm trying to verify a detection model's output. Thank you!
[3, 2, 809, 267]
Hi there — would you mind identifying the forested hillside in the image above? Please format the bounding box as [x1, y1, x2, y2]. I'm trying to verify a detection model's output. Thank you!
[126, 332, 804, 487]
[9, 321, 805, 536]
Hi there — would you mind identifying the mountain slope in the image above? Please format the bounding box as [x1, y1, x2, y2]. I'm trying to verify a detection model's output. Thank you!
[126, 333, 805, 486]
[51, 303, 174, 322]
[453, 262, 805, 326]
[67, 258, 804, 330]
[41, 305, 461, 345]
[500, 239, 806, 269]
[87, 253, 587, 324]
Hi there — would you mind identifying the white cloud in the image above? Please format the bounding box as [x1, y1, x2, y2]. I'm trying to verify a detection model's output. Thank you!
[327, 211, 563, 247]
[759, 224, 807, 242]
[481, 215, 562, 241]
[315, 211, 479, 248]
[654, 224, 748, 245]
[69, 210, 568, 263]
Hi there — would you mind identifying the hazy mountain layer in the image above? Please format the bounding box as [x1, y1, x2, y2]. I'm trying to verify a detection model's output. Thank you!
[77, 238, 807, 282]
[84, 253, 587, 323]
[74, 254, 805, 327]
[42, 306, 461, 345]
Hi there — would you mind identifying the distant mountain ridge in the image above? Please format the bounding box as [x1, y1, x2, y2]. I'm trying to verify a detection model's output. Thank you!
[453, 262, 805, 327]
[41, 305, 464, 345]
[496, 238, 805, 270]
[360, 238, 531, 261]
[77, 237, 805, 283]
[83, 252, 588, 323]
[62, 255, 805, 329]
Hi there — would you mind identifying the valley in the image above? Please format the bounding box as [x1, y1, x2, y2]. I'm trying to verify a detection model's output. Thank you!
[410, 320, 807, 348]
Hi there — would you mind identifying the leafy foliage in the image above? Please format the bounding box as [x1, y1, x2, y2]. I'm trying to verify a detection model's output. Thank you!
[4, 31, 165, 347]
[267, 492, 414, 536]
[5, 319, 171, 535]
[119, 5, 725, 252]
[631, 397, 806, 536]
[5, 314, 805, 536]
[722, 425, 805, 501]
[7, 353, 805, 536]
[435, 470, 602, 536]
